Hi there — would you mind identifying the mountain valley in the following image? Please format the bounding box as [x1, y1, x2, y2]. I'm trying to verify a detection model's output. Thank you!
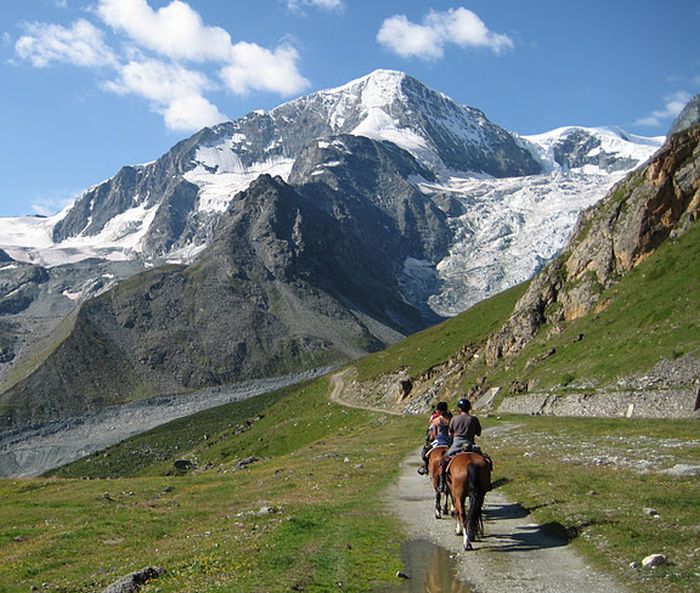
[0, 70, 668, 433]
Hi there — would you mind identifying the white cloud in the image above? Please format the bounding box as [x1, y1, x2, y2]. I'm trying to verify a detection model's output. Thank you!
[97, 0, 309, 95]
[377, 7, 513, 60]
[287, 0, 344, 12]
[162, 95, 228, 132]
[97, 0, 233, 62]
[221, 42, 309, 96]
[377, 15, 444, 60]
[636, 90, 692, 127]
[104, 59, 228, 131]
[15, 19, 117, 68]
[31, 194, 75, 217]
[13, 1, 310, 132]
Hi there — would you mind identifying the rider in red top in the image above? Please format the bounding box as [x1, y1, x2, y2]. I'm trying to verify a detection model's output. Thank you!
[417, 402, 451, 475]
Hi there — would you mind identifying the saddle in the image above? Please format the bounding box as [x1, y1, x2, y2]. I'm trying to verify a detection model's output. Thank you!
[429, 444, 449, 455]
[445, 447, 493, 474]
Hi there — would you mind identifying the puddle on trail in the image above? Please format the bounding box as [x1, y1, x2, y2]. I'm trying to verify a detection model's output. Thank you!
[397, 539, 474, 593]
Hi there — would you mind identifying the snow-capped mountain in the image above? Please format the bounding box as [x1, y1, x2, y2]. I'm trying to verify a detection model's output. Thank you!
[523, 126, 664, 174]
[0, 71, 671, 431]
[420, 126, 665, 314]
[0, 71, 663, 316]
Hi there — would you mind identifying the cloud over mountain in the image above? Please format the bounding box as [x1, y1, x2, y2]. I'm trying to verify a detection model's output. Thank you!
[377, 7, 513, 60]
[637, 90, 693, 128]
[14, 0, 310, 132]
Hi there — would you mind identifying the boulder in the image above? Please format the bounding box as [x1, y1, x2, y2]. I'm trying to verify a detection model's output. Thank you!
[641, 553, 666, 568]
[173, 459, 194, 471]
[101, 567, 165, 593]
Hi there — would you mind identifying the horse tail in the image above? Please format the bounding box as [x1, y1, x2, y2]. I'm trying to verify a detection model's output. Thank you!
[466, 461, 485, 539]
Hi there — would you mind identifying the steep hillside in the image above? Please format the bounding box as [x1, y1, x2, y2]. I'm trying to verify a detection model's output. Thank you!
[0, 152, 449, 429]
[339, 125, 700, 417]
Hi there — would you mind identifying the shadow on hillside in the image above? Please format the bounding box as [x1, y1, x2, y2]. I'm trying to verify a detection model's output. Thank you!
[484, 500, 529, 521]
[483, 500, 573, 551]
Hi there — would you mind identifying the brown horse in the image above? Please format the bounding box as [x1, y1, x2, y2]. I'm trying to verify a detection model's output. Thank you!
[427, 445, 449, 519]
[445, 452, 491, 550]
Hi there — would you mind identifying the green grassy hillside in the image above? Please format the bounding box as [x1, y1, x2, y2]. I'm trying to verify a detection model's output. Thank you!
[2, 375, 698, 593]
[352, 220, 700, 396]
[3, 378, 425, 593]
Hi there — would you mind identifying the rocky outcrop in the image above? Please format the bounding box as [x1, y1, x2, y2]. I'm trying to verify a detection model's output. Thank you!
[101, 567, 165, 593]
[0, 264, 49, 315]
[497, 387, 698, 419]
[551, 128, 638, 172]
[51, 127, 217, 257]
[485, 125, 700, 365]
[669, 94, 700, 136]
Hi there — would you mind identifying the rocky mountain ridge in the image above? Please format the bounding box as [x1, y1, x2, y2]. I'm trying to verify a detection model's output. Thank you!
[0, 135, 452, 429]
[0, 71, 668, 429]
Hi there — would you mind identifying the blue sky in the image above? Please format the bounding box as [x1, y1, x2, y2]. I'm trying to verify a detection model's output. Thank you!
[1, 0, 699, 217]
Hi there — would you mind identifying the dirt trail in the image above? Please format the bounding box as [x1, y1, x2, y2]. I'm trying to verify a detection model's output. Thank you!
[330, 371, 628, 593]
[388, 448, 628, 593]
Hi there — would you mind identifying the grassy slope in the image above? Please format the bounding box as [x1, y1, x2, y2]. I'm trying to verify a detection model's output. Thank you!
[353, 220, 700, 394]
[353, 282, 529, 382]
[488, 221, 700, 391]
[3, 379, 697, 593]
[1, 379, 425, 593]
[481, 416, 700, 593]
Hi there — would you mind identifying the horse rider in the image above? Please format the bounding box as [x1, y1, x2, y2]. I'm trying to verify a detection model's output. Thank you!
[439, 397, 482, 490]
[417, 401, 452, 475]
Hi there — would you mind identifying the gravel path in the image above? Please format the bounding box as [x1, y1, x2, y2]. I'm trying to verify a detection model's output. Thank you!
[328, 370, 629, 593]
[386, 443, 629, 593]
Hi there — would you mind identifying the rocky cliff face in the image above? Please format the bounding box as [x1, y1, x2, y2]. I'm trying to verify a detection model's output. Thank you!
[0, 258, 146, 390]
[669, 94, 700, 136]
[485, 124, 700, 364]
[0, 144, 449, 428]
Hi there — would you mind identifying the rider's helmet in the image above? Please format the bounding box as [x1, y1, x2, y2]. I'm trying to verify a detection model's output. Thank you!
[457, 398, 471, 412]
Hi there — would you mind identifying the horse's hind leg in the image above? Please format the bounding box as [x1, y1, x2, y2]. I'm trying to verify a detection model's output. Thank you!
[434, 491, 442, 519]
[453, 496, 463, 536]
[463, 525, 473, 550]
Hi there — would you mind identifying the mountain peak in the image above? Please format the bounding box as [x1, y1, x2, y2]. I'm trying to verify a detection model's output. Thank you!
[326, 69, 408, 94]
